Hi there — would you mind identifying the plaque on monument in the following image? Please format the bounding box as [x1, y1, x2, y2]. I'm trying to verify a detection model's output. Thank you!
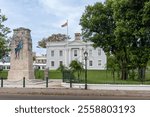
[8, 27, 35, 81]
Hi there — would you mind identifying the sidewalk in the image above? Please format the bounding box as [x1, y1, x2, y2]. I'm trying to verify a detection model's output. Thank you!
[2, 79, 63, 88]
[62, 82, 150, 91]
[0, 79, 150, 97]
[2, 79, 150, 91]
[0, 79, 150, 99]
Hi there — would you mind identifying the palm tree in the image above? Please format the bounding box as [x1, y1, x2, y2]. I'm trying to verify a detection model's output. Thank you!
[69, 60, 84, 82]
[57, 64, 68, 73]
[57, 64, 68, 81]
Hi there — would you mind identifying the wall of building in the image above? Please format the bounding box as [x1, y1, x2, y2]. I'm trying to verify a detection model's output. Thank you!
[46, 40, 107, 70]
[0, 55, 47, 70]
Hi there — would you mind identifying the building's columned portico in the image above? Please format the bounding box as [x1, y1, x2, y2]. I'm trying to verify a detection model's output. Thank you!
[46, 33, 107, 70]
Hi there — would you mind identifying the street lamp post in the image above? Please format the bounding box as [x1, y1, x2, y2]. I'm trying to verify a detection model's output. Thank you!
[84, 51, 88, 90]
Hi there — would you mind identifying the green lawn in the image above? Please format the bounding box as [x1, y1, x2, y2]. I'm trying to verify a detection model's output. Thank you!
[0, 70, 150, 84]
[73, 70, 150, 84]
[34, 70, 62, 79]
[0, 70, 8, 79]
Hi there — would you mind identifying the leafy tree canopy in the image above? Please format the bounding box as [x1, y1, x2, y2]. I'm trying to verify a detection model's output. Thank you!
[0, 9, 11, 59]
[38, 33, 69, 48]
[80, 0, 150, 80]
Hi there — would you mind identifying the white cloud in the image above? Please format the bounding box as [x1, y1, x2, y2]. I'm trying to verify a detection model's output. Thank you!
[38, 0, 105, 35]
[38, 0, 83, 29]
[37, 0, 85, 39]
[0, 0, 105, 54]
[38, 0, 81, 16]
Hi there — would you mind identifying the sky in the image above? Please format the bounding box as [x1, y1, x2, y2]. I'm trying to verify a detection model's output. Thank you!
[0, 0, 105, 55]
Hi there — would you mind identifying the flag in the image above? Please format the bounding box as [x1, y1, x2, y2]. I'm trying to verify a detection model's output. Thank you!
[61, 21, 68, 27]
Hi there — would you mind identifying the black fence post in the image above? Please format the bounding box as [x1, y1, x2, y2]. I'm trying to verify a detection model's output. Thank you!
[1, 78, 3, 88]
[46, 77, 48, 88]
[69, 72, 72, 88]
[62, 71, 64, 82]
[23, 77, 25, 88]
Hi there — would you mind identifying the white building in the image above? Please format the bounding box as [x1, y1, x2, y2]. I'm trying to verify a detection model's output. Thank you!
[0, 55, 10, 70]
[0, 54, 46, 70]
[33, 54, 46, 70]
[46, 33, 107, 70]
[0, 62, 10, 70]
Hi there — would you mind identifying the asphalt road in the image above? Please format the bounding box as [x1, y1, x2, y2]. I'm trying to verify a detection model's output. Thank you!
[0, 94, 150, 100]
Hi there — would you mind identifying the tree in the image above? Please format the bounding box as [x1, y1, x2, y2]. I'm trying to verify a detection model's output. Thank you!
[38, 37, 47, 48]
[80, 1, 115, 53]
[38, 34, 69, 48]
[106, 55, 120, 82]
[113, 0, 150, 80]
[112, 0, 135, 80]
[80, 1, 129, 79]
[57, 64, 68, 80]
[138, 0, 150, 80]
[69, 60, 84, 81]
[57, 64, 68, 74]
[0, 9, 11, 59]
[80, 0, 150, 81]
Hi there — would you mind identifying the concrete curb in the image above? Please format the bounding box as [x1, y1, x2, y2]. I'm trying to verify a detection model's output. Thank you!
[0, 88, 150, 98]
[62, 82, 150, 91]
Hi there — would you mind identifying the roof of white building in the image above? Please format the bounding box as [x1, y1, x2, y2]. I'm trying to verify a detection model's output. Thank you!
[36, 56, 46, 60]
[46, 40, 93, 47]
[0, 62, 10, 65]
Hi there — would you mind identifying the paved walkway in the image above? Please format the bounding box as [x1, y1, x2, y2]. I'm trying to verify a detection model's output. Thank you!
[1, 79, 150, 91]
[0, 79, 150, 98]
[62, 82, 150, 91]
[2, 79, 63, 88]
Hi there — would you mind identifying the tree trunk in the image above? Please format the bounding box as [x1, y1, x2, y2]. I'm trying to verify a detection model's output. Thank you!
[121, 63, 128, 80]
[138, 66, 146, 83]
[112, 70, 115, 83]
[121, 47, 128, 80]
[78, 72, 80, 81]
[117, 69, 120, 79]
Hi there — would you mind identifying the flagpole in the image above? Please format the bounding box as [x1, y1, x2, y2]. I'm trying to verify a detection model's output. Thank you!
[67, 20, 68, 40]
[66, 19, 69, 67]
[61, 20, 69, 67]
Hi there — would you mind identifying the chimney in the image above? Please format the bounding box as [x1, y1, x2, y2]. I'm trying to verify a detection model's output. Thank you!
[75, 33, 81, 40]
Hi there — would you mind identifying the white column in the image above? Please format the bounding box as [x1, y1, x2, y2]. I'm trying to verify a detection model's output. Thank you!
[79, 48, 82, 62]
[68, 48, 71, 65]
[64, 48, 67, 67]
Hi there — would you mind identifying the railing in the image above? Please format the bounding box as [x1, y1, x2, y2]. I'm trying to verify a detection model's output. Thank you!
[0, 77, 50, 88]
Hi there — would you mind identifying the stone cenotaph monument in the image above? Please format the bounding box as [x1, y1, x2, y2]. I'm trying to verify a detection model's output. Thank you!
[8, 27, 35, 80]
